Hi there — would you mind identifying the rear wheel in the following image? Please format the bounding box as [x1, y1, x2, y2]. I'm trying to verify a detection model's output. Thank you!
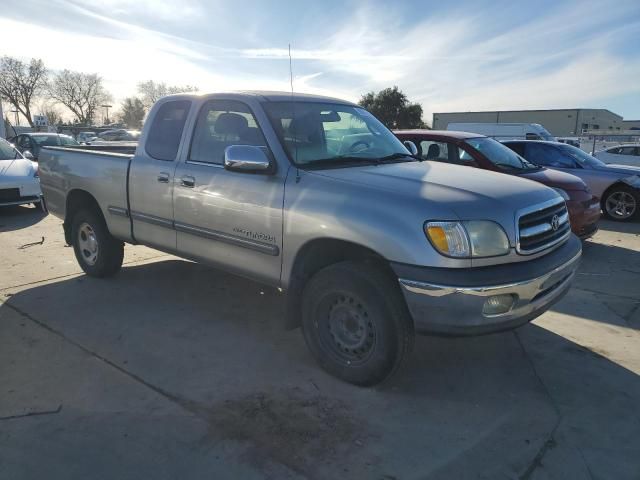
[71, 209, 124, 277]
[602, 185, 639, 221]
[301, 261, 414, 386]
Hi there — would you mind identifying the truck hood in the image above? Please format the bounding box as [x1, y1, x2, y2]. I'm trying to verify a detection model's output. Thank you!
[518, 167, 587, 191]
[311, 161, 559, 220]
[0, 157, 36, 179]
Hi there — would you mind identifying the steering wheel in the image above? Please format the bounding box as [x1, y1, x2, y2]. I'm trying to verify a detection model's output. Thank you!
[349, 140, 371, 153]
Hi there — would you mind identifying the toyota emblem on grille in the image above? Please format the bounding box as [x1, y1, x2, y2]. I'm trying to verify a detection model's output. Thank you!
[551, 214, 560, 231]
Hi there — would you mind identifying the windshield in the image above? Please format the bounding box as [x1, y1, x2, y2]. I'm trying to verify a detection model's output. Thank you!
[464, 137, 538, 171]
[262, 101, 411, 167]
[0, 139, 20, 160]
[557, 143, 606, 167]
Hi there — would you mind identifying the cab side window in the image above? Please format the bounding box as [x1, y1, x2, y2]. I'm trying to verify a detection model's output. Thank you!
[18, 136, 32, 151]
[189, 100, 267, 165]
[145, 100, 191, 161]
[419, 140, 449, 161]
[525, 143, 575, 168]
[619, 146, 637, 156]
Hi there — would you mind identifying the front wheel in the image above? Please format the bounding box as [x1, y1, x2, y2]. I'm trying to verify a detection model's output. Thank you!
[71, 209, 124, 277]
[602, 185, 639, 221]
[301, 261, 414, 386]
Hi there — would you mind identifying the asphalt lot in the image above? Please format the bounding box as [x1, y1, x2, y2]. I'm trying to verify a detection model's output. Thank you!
[1, 205, 639, 480]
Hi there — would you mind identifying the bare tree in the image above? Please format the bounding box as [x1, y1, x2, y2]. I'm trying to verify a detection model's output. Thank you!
[0, 56, 48, 127]
[137, 80, 197, 109]
[118, 97, 146, 129]
[48, 70, 112, 125]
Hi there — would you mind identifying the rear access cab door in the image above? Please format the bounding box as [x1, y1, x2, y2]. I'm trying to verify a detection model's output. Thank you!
[128, 99, 193, 252]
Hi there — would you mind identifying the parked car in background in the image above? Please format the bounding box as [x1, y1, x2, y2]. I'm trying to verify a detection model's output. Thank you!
[77, 131, 97, 144]
[594, 144, 640, 167]
[38, 91, 582, 386]
[8, 133, 79, 160]
[93, 129, 141, 142]
[0, 138, 43, 209]
[504, 141, 640, 221]
[446, 123, 556, 141]
[395, 130, 600, 238]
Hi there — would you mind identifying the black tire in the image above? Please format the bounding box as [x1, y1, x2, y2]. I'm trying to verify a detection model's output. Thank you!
[602, 185, 639, 221]
[301, 261, 414, 386]
[71, 208, 124, 277]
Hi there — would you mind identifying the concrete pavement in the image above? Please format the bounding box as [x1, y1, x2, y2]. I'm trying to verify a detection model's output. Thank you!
[1, 204, 639, 479]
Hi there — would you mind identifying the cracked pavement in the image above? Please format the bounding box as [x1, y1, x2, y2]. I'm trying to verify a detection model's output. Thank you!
[1, 205, 639, 479]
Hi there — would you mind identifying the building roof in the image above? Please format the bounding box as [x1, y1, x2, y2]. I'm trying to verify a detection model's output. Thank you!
[433, 108, 623, 119]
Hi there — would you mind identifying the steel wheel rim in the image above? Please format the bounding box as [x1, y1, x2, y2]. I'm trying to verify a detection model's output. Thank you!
[78, 222, 99, 266]
[605, 191, 636, 219]
[316, 292, 376, 365]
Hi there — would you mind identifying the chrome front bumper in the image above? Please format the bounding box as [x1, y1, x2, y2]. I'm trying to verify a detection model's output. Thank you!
[396, 240, 582, 336]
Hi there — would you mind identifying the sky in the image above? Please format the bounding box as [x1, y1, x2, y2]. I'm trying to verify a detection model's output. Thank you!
[1, 0, 640, 124]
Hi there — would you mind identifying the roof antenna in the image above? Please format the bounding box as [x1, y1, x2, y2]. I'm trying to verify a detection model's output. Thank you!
[289, 44, 301, 183]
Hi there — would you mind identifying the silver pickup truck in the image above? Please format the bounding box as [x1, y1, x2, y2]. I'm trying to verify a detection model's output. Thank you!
[39, 92, 581, 386]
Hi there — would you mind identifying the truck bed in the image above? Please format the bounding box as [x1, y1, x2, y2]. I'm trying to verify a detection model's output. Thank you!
[38, 146, 134, 242]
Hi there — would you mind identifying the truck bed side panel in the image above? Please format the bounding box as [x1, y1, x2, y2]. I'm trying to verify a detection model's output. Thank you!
[39, 148, 133, 242]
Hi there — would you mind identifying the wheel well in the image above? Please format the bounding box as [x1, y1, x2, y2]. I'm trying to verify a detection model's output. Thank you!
[284, 239, 393, 329]
[63, 190, 103, 245]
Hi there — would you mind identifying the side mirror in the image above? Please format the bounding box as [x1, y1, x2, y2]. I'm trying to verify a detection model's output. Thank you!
[23, 150, 35, 160]
[224, 145, 272, 173]
[403, 140, 418, 156]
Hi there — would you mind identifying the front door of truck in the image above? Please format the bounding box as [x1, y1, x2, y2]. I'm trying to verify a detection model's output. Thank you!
[128, 99, 192, 252]
[173, 98, 284, 285]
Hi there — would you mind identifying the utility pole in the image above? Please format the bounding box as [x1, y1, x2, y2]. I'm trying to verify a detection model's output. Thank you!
[11, 109, 19, 128]
[101, 104, 112, 126]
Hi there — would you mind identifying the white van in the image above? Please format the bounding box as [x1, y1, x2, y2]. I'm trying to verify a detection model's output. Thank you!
[446, 123, 556, 141]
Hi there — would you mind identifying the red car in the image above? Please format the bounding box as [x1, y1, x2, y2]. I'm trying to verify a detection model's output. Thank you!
[395, 130, 600, 239]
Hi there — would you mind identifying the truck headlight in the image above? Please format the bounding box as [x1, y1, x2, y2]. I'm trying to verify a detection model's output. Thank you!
[552, 188, 570, 201]
[425, 221, 509, 258]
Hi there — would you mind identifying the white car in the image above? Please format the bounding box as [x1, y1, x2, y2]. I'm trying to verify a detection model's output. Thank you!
[595, 144, 640, 167]
[0, 138, 43, 209]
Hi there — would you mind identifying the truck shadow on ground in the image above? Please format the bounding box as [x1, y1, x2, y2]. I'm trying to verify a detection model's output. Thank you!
[1, 259, 639, 479]
[0, 205, 47, 232]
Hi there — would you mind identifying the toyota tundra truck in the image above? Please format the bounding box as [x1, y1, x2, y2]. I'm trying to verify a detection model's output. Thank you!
[38, 92, 581, 386]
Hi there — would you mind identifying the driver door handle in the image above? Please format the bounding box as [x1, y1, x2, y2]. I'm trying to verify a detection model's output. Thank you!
[157, 172, 170, 183]
[180, 175, 196, 188]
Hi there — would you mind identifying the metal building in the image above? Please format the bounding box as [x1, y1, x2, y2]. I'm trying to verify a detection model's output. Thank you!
[432, 108, 627, 136]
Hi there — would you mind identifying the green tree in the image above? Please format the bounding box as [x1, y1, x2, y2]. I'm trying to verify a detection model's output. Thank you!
[119, 97, 146, 129]
[359, 86, 425, 129]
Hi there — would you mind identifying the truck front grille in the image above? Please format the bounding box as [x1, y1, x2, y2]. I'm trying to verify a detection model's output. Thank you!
[517, 199, 570, 254]
[0, 188, 21, 202]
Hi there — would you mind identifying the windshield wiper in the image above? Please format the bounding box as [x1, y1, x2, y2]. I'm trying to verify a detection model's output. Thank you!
[379, 152, 423, 162]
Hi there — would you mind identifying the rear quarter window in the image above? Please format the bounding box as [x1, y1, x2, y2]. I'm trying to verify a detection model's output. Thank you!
[145, 100, 191, 161]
